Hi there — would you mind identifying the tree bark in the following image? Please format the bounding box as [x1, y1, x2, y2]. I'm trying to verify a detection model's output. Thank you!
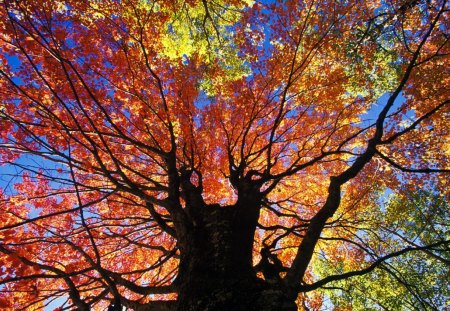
[175, 204, 297, 311]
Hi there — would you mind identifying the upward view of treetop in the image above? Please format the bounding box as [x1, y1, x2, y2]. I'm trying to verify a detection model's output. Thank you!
[0, 0, 449, 310]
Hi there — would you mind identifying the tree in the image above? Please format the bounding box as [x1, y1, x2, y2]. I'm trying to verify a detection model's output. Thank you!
[315, 189, 450, 310]
[0, 0, 448, 310]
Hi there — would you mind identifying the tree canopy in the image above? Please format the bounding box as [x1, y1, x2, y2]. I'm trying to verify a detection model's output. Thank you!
[0, 0, 449, 310]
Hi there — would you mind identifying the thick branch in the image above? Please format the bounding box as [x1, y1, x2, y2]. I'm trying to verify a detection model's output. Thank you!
[283, 2, 446, 292]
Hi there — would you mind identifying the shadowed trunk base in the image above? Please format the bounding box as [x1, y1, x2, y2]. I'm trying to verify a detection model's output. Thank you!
[175, 206, 297, 311]
[177, 275, 297, 311]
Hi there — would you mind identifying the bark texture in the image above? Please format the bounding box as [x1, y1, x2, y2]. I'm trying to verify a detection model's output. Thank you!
[175, 205, 296, 311]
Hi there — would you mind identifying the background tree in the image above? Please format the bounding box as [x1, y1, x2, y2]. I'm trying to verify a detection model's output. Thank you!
[0, 0, 449, 310]
[314, 189, 449, 310]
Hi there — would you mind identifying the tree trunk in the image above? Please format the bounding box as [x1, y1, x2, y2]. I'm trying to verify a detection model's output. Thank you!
[176, 205, 297, 311]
